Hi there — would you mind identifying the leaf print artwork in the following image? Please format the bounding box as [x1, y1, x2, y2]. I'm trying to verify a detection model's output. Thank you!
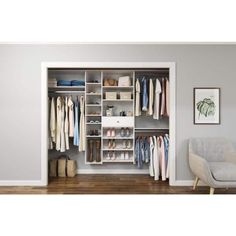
[196, 98, 215, 119]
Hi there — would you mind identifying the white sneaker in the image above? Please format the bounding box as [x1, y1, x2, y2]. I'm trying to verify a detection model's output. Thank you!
[124, 152, 129, 160]
[120, 152, 125, 160]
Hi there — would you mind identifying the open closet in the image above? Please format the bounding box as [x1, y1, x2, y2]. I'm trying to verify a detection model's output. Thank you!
[42, 62, 176, 186]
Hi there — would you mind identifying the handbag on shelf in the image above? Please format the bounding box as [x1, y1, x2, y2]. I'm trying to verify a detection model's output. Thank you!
[104, 78, 118, 86]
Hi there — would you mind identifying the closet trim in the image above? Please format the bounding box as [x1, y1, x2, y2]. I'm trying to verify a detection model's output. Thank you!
[41, 62, 176, 186]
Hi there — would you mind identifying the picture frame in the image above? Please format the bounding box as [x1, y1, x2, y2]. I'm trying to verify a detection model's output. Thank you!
[193, 87, 220, 125]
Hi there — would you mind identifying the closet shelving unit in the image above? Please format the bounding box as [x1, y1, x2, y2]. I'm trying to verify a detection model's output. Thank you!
[43, 63, 176, 186]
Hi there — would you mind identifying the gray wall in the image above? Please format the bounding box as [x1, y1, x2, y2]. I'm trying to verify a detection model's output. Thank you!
[0, 44, 236, 181]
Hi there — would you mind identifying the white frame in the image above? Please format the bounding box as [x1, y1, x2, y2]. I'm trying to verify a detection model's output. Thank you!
[41, 62, 176, 186]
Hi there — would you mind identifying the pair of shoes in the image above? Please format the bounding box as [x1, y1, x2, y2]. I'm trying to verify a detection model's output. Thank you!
[88, 139, 101, 162]
[105, 152, 116, 160]
[120, 128, 130, 137]
[108, 139, 116, 149]
[120, 152, 129, 160]
[89, 120, 100, 124]
[90, 129, 99, 136]
[107, 128, 116, 137]
[123, 140, 132, 149]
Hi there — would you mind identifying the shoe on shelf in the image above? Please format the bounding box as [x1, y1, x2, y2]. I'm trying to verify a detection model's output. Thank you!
[108, 139, 112, 149]
[124, 152, 129, 160]
[120, 152, 125, 160]
[120, 128, 125, 137]
[123, 140, 126, 149]
[112, 140, 116, 149]
[111, 152, 116, 160]
[111, 128, 116, 137]
[106, 129, 111, 137]
[125, 128, 130, 137]
[109, 152, 113, 160]
[126, 140, 132, 149]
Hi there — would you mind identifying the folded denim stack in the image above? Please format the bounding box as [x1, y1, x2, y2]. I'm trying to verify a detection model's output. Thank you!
[48, 78, 57, 87]
[57, 80, 85, 87]
[57, 80, 72, 86]
[71, 80, 85, 86]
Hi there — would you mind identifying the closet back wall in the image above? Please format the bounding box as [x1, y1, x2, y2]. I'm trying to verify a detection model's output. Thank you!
[0, 44, 236, 182]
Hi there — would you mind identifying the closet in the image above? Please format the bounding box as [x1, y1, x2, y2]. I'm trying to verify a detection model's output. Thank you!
[44, 63, 175, 185]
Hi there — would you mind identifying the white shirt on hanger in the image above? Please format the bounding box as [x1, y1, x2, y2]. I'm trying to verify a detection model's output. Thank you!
[149, 137, 155, 177]
[50, 97, 56, 143]
[148, 78, 154, 115]
[60, 98, 66, 152]
[135, 79, 141, 116]
[153, 136, 160, 181]
[56, 97, 62, 151]
[68, 96, 74, 137]
[64, 96, 69, 150]
[153, 79, 162, 119]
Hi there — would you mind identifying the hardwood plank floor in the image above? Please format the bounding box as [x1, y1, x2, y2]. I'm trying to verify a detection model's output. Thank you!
[0, 175, 235, 194]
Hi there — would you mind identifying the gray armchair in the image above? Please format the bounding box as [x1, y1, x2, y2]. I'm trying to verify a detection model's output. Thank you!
[189, 138, 236, 194]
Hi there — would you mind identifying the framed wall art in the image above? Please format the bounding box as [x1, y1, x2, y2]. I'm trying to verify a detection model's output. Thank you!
[193, 87, 220, 124]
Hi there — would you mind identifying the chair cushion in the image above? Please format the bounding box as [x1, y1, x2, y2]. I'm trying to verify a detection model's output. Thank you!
[208, 162, 236, 181]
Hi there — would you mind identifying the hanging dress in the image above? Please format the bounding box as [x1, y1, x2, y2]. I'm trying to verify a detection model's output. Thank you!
[50, 97, 56, 143]
[149, 136, 155, 177]
[148, 78, 154, 115]
[135, 79, 141, 116]
[68, 96, 74, 137]
[60, 97, 66, 152]
[73, 100, 79, 146]
[159, 136, 166, 181]
[153, 79, 162, 119]
[153, 136, 160, 181]
[160, 78, 166, 116]
[64, 96, 69, 150]
[56, 97, 62, 151]
[79, 96, 85, 152]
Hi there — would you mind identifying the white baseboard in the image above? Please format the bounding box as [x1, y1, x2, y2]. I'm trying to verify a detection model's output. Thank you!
[77, 169, 149, 174]
[0, 180, 46, 186]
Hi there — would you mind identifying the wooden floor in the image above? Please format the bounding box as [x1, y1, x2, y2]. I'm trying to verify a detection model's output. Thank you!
[0, 175, 235, 194]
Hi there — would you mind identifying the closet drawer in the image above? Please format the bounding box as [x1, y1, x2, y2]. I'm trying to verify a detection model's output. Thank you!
[102, 117, 134, 127]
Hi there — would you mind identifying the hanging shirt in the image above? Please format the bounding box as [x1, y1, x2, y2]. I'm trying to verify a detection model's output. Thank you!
[73, 101, 79, 146]
[160, 78, 166, 116]
[68, 96, 74, 137]
[48, 98, 53, 150]
[142, 78, 148, 111]
[56, 97, 62, 151]
[64, 97, 69, 150]
[159, 136, 166, 181]
[166, 79, 170, 117]
[79, 96, 85, 152]
[148, 79, 154, 115]
[153, 79, 162, 119]
[143, 137, 150, 163]
[50, 97, 56, 143]
[135, 79, 141, 116]
[149, 137, 155, 177]
[164, 134, 170, 179]
[60, 97, 66, 152]
[153, 136, 160, 181]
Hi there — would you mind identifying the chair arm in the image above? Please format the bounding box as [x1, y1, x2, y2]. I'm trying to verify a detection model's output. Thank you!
[189, 152, 214, 185]
[225, 152, 236, 164]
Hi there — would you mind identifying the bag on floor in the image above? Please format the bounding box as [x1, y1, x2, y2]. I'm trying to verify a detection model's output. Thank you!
[57, 155, 77, 177]
[49, 159, 58, 177]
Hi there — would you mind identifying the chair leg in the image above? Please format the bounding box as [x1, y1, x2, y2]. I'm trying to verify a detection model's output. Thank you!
[193, 177, 199, 190]
[210, 187, 215, 195]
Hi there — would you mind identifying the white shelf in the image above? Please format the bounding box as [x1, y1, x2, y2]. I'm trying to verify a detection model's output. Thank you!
[103, 99, 133, 102]
[86, 114, 101, 117]
[86, 135, 102, 138]
[102, 137, 133, 139]
[85, 161, 102, 165]
[86, 122, 101, 125]
[102, 149, 133, 151]
[86, 83, 101, 85]
[49, 86, 85, 90]
[103, 86, 133, 89]
[86, 93, 101, 96]
[86, 104, 101, 107]
[103, 159, 133, 163]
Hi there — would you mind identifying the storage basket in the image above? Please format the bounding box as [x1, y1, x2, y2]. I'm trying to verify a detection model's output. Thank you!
[120, 92, 131, 100]
[105, 92, 117, 100]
